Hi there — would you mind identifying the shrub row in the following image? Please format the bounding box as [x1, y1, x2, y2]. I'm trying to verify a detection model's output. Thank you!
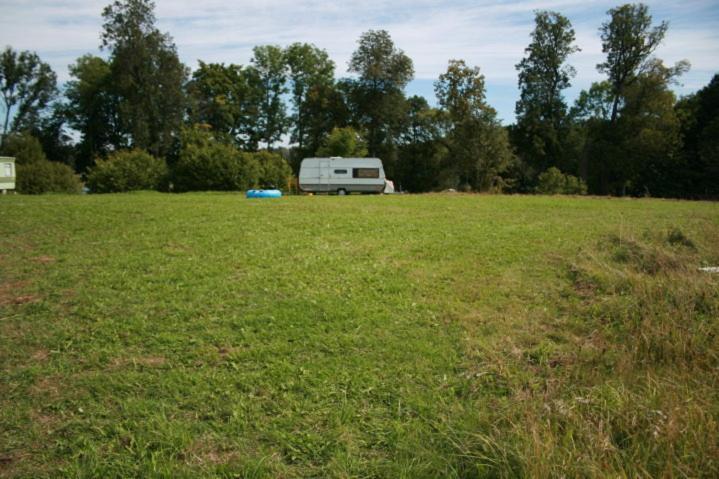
[1, 133, 82, 194]
[86, 127, 293, 193]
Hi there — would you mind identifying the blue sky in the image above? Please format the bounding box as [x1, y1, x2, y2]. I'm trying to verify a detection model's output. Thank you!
[1, 0, 718, 123]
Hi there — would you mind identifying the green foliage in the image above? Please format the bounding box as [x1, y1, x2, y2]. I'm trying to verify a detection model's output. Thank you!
[284, 43, 336, 157]
[567, 4, 690, 197]
[574, 60, 688, 196]
[514, 11, 579, 176]
[1, 129, 79, 191]
[676, 73, 719, 198]
[15, 161, 82, 194]
[316, 127, 368, 158]
[65, 55, 119, 171]
[3, 132, 82, 194]
[250, 45, 288, 149]
[598, 3, 669, 122]
[349, 30, 414, 90]
[396, 96, 445, 192]
[100, 0, 188, 157]
[186, 61, 264, 151]
[291, 82, 350, 171]
[536, 166, 587, 194]
[86, 149, 167, 193]
[0, 46, 57, 144]
[248, 150, 293, 190]
[435, 60, 515, 191]
[348, 30, 414, 174]
[0, 132, 47, 164]
[28, 106, 78, 169]
[171, 126, 259, 192]
[570, 81, 614, 122]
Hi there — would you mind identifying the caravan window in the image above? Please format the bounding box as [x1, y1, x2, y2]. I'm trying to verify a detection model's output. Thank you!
[333, 169, 348, 174]
[352, 168, 379, 179]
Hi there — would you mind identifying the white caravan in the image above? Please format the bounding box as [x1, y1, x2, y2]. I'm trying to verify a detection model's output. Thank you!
[299, 157, 387, 195]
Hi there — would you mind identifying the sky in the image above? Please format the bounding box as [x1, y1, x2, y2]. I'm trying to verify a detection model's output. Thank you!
[1, 0, 718, 124]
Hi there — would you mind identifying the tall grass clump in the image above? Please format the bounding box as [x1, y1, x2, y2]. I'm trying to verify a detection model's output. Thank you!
[440, 226, 719, 477]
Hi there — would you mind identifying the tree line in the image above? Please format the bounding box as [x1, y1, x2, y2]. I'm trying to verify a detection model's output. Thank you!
[0, 0, 717, 198]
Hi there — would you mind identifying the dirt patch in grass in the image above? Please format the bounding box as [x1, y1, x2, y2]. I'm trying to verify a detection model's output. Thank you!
[216, 345, 242, 358]
[31, 255, 56, 264]
[31, 349, 50, 362]
[138, 356, 166, 367]
[30, 409, 60, 435]
[0, 452, 21, 474]
[30, 376, 63, 399]
[0, 280, 39, 306]
[183, 435, 240, 466]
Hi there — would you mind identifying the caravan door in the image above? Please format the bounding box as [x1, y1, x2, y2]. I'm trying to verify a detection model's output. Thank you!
[319, 159, 330, 192]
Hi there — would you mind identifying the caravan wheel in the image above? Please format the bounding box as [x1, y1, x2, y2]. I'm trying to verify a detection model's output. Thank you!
[337, 189, 347, 196]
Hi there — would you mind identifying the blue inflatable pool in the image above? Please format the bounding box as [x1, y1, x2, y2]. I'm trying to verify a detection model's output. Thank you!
[246, 189, 282, 198]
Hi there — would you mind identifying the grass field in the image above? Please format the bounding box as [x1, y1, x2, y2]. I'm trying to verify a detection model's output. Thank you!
[1, 193, 718, 478]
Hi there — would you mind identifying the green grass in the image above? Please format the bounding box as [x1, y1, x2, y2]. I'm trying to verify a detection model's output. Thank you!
[1, 193, 718, 478]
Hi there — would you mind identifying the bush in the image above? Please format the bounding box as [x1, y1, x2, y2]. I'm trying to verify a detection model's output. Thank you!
[171, 126, 259, 192]
[248, 151, 293, 189]
[2, 132, 82, 194]
[1, 132, 46, 165]
[86, 149, 167, 193]
[537, 167, 587, 195]
[16, 161, 82, 194]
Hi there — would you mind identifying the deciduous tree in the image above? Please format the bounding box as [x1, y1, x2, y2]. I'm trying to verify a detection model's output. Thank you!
[514, 11, 579, 175]
[0, 47, 57, 147]
[101, 0, 188, 157]
[435, 60, 514, 191]
[284, 43, 335, 156]
[250, 45, 288, 149]
[598, 3, 668, 123]
[65, 55, 121, 170]
[348, 30, 413, 175]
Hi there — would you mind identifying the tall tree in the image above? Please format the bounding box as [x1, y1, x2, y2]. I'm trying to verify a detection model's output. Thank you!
[65, 55, 122, 171]
[0, 47, 57, 147]
[284, 43, 335, 157]
[348, 30, 414, 175]
[435, 60, 514, 191]
[598, 3, 668, 123]
[514, 11, 579, 175]
[396, 96, 445, 192]
[250, 45, 288, 149]
[576, 3, 689, 196]
[101, 0, 187, 157]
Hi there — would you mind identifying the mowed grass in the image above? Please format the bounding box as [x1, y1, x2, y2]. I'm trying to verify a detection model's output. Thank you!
[1, 193, 718, 478]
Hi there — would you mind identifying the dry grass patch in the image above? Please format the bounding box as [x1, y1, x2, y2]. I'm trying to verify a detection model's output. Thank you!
[0, 281, 38, 306]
